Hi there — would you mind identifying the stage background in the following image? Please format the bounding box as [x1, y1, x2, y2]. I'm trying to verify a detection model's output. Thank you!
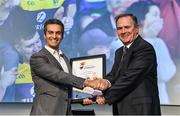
[0, 0, 180, 106]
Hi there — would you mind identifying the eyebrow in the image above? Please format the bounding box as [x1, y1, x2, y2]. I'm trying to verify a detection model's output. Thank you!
[47, 30, 62, 33]
[117, 25, 132, 29]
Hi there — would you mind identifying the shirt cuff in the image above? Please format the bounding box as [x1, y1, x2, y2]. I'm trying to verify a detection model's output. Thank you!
[105, 79, 111, 88]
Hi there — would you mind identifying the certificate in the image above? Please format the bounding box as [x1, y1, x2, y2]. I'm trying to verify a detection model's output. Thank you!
[70, 54, 106, 99]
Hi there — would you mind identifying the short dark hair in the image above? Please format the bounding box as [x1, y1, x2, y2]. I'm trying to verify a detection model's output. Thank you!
[44, 19, 64, 35]
[115, 13, 138, 27]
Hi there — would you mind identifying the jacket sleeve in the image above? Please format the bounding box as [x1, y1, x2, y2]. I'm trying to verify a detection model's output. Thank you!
[104, 45, 157, 104]
[105, 48, 122, 84]
[30, 53, 85, 89]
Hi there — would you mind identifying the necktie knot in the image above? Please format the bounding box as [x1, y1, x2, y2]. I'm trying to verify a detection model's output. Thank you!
[123, 46, 128, 53]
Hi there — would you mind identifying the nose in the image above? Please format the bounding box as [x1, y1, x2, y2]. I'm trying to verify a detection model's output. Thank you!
[52, 33, 56, 38]
[121, 28, 126, 33]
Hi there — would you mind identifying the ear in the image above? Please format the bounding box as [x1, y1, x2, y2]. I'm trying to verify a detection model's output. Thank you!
[135, 26, 139, 34]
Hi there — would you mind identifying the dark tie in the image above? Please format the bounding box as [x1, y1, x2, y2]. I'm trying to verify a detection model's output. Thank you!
[121, 46, 128, 62]
[114, 46, 128, 80]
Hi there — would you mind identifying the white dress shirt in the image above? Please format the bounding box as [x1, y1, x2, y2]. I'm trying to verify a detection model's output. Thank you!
[45, 45, 69, 73]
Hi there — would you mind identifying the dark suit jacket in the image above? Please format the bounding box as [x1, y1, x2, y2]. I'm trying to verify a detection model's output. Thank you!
[30, 48, 85, 115]
[104, 35, 161, 115]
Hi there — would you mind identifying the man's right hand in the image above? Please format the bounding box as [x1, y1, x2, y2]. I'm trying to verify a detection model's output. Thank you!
[82, 98, 93, 105]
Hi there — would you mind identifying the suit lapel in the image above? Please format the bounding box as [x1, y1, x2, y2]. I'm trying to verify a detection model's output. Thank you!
[114, 47, 124, 77]
[116, 36, 142, 76]
[61, 54, 72, 74]
[42, 48, 64, 70]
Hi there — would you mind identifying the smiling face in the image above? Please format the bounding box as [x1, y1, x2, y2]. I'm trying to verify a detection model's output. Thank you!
[116, 16, 138, 45]
[45, 24, 63, 50]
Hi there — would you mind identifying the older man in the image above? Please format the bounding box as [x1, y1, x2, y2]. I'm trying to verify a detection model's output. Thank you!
[96, 13, 161, 115]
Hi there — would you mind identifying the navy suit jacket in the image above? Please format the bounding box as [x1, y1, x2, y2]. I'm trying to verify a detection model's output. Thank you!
[104, 35, 161, 115]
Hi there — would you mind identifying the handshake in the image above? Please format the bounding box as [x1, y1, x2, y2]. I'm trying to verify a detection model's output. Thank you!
[80, 78, 109, 105]
[84, 78, 110, 91]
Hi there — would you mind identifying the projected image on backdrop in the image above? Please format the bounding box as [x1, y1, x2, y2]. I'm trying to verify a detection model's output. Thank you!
[0, 0, 180, 105]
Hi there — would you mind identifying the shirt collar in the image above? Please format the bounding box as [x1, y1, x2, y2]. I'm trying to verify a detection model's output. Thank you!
[125, 34, 139, 48]
[126, 43, 132, 49]
[45, 45, 63, 55]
